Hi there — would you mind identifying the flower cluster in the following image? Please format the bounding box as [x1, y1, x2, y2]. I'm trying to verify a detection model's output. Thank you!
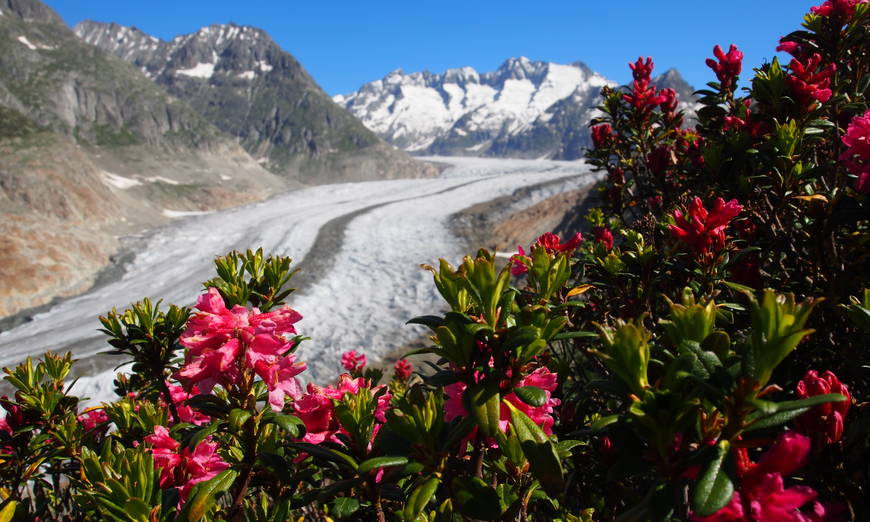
[810, 0, 866, 20]
[293, 374, 391, 445]
[693, 432, 828, 521]
[165, 383, 211, 426]
[786, 54, 835, 108]
[175, 288, 306, 411]
[145, 426, 229, 503]
[841, 108, 870, 193]
[668, 197, 742, 258]
[592, 226, 614, 250]
[794, 370, 851, 446]
[705, 44, 743, 91]
[393, 359, 413, 380]
[591, 123, 615, 149]
[444, 367, 560, 437]
[341, 350, 367, 373]
[511, 232, 583, 275]
[623, 57, 668, 117]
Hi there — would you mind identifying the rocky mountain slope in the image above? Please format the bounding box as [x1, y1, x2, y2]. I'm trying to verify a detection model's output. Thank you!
[0, 0, 289, 317]
[75, 21, 435, 183]
[335, 58, 695, 160]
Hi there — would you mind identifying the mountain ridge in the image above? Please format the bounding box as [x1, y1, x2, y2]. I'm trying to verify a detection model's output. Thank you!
[336, 58, 695, 160]
[75, 20, 436, 184]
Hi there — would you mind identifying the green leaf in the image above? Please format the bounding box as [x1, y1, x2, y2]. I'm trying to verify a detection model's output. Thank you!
[744, 408, 809, 432]
[406, 315, 445, 329]
[0, 501, 18, 522]
[185, 469, 238, 521]
[506, 402, 564, 497]
[269, 414, 305, 437]
[331, 497, 360, 519]
[513, 386, 547, 407]
[452, 476, 502, 520]
[228, 408, 252, 431]
[466, 380, 501, 438]
[289, 443, 358, 470]
[768, 393, 846, 413]
[403, 476, 440, 521]
[553, 330, 598, 340]
[357, 456, 409, 474]
[692, 441, 734, 516]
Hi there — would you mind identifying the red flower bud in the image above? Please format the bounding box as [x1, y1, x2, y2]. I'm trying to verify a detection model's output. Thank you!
[795, 370, 851, 445]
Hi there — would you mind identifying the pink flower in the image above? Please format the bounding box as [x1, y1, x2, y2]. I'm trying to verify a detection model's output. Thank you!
[293, 375, 390, 445]
[706, 44, 743, 91]
[659, 88, 679, 115]
[668, 197, 742, 257]
[592, 226, 614, 250]
[165, 383, 211, 426]
[810, 0, 867, 20]
[591, 123, 615, 149]
[510, 245, 530, 276]
[78, 408, 110, 434]
[629, 56, 654, 83]
[341, 350, 367, 373]
[175, 288, 305, 411]
[795, 370, 850, 446]
[535, 232, 583, 254]
[444, 367, 560, 438]
[624, 57, 668, 117]
[692, 432, 825, 522]
[787, 54, 835, 108]
[394, 359, 413, 380]
[144, 425, 229, 504]
[841, 108, 870, 193]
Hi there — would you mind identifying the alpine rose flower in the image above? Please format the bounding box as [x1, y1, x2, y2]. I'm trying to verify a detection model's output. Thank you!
[175, 288, 306, 411]
[840, 108, 870, 193]
[794, 370, 850, 446]
[787, 54, 835, 107]
[692, 432, 828, 521]
[510, 232, 582, 276]
[78, 408, 110, 434]
[444, 367, 560, 437]
[706, 44, 743, 90]
[591, 123, 615, 149]
[393, 359, 413, 380]
[294, 374, 391, 445]
[624, 57, 667, 117]
[166, 383, 211, 426]
[668, 197, 742, 257]
[145, 425, 229, 504]
[593, 226, 614, 250]
[810, 0, 867, 20]
[341, 350, 367, 373]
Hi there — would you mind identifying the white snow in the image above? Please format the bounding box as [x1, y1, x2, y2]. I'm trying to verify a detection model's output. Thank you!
[145, 176, 179, 185]
[337, 59, 617, 153]
[257, 61, 273, 73]
[0, 158, 597, 406]
[176, 62, 215, 79]
[102, 171, 142, 189]
[0, 9, 5, 16]
[17, 36, 37, 50]
[162, 209, 211, 218]
[238, 70, 256, 80]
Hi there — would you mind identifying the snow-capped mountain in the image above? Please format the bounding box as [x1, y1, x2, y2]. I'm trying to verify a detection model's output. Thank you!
[334, 57, 613, 159]
[336, 58, 696, 160]
[75, 21, 435, 183]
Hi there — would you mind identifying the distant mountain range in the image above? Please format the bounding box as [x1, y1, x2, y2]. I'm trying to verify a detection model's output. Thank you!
[74, 20, 433, 184]
[335, 58, 696, 160]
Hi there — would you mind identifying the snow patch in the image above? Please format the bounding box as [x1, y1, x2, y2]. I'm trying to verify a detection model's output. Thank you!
[145, 176, 180, 185]
[220, 175, 232, 181]
[176, 62, 215, 79]
[238, 70, 256, 80]
[257, 60, 273, 73]
[102, 171, 142, 189]
[162, 209, 210, 218]
[17, 36, 37, 50]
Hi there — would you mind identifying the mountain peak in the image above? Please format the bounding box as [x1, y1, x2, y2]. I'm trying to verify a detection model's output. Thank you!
[1, 0, 64, 26]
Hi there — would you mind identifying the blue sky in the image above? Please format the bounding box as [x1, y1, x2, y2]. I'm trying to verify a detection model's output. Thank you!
[44, 1, 819, 96]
